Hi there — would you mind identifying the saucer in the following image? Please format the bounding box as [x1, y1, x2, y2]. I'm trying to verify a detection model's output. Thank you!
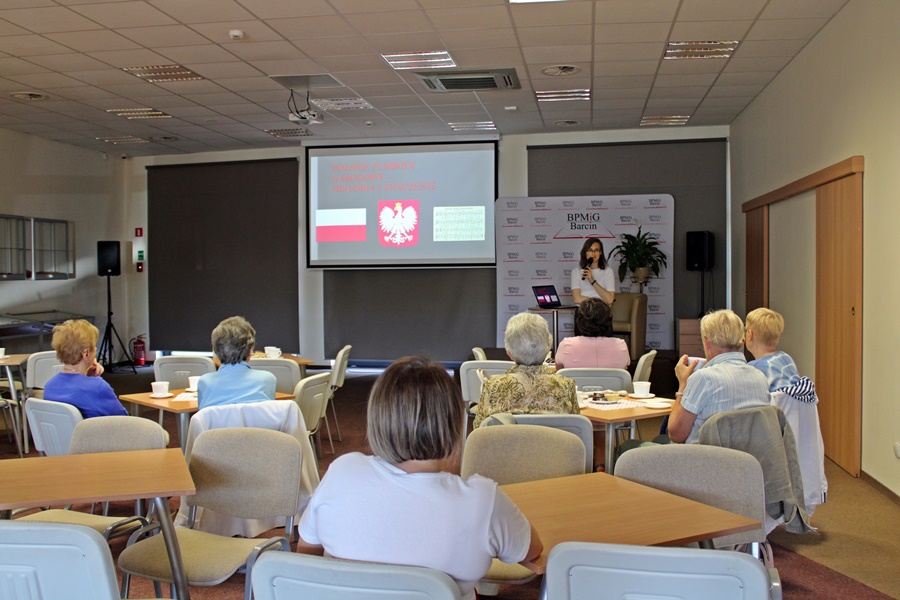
[185, 387, 197, 393]
[149, 392, 173, 399]
[642, 401, 671, 409]
[628, 393, 656, 399]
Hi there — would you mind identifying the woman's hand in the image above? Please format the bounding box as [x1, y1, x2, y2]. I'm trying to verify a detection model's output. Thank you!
[582, 268, 595, 284]
[86, 360, 105, 377]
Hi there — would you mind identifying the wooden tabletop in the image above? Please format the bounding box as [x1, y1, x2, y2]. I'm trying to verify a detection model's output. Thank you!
[0, 448, 195, 510]
[119, 389, 293, 412]
[502, 472, 760, 573]
[580, 399, 673, 425]
[0, 354, 29, 367]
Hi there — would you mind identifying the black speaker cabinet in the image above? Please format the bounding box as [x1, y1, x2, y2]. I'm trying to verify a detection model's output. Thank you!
[97, 241, 121, 276]
[686, 231, 714, 271]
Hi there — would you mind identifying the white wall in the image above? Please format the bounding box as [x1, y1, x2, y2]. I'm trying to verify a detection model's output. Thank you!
[730, 0, 900, 493]
[0, 129, 126, 352]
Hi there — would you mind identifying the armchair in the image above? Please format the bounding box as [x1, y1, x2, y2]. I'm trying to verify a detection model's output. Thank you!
[611, 292, 647, 358]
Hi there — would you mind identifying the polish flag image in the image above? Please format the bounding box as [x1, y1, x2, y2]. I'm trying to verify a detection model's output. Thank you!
[315, 208, 367, 242]
[379, 200, 419, 247]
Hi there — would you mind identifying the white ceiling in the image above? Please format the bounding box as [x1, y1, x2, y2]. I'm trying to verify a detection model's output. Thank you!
[0, 0, 850, 156]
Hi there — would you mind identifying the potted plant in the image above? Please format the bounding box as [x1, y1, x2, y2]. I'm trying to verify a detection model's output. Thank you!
[609, 226, 668, 283]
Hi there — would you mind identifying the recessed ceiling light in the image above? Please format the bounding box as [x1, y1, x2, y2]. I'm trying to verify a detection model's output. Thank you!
[553, 119, 581, 126]
[536, 89, 590, 102]
[541, 65, 581, 77]
[641, 115, 690, 126]
[664, 41, 739, 60]
[9, 91, 49, 101]
[106, 108, 172, 119]
[310, 98, 374, 111]
[448, 121, 497, 131]
[96, 135, 149, 144]
[383, 51, 455, 70]
[148, 136, 180, 142]
[266, 128, 315, 138]
[122, 65, 204, 82]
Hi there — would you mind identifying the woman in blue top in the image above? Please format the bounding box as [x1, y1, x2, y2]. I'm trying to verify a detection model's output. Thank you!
[43, 319, 127, 419]
[197, 316, 276, 409]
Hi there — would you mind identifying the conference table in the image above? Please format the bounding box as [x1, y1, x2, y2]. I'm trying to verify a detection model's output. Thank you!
[580, 397, 673, 473]
[0, 448, 196, 599]
[502, 472, 760, 574]
[120, 389, 294, 452]
[0, 352, 28, 457]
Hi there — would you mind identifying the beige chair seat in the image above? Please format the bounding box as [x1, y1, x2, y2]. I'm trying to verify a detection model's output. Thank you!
[483, 558, 534, 582]
[18, 509, 145, 539]
[119, 528, 265, 585]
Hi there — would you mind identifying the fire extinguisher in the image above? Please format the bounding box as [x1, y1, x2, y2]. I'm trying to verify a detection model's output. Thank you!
[132, 334, 146, 366]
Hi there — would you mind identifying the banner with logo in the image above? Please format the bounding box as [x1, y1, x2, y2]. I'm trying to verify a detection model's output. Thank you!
[496, 195, 674, 351]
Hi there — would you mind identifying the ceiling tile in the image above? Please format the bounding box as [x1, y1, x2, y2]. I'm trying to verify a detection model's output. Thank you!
[715, 71, 776, 86]
[594, 0, 679, 24]
[440, 28, 518, 50]
[654, 72, 718, 87]
[232, 0, 336, 19]
[187, 20, 282, 44]
[592, 60, 658, 77]
[147, 0, 255, 23]
[118, 25, 212, 48]
[157, 44, 242, 65]
[453, 47, 522, 68]
[761, 0, 851, 20]
[650, 86, 708, 99]
[0, 56, 48, 75]
[657, 58, 728, 75]
[746, 18, 829, 40]
[0, 34, 74, 56]
[221, 41, 305, 61]
[0, 6, 103, 33]
[724, 56, 792, 72]
[212, 76, 282, 92]
[25, 53, 109, 72]
[591, 87, 650, 100]
[345, 10, 433, 36]
[426, 5, 513, 30]
[0, 19, 31, 36]
[645, 97, 701, 109]
[678, 0, 768, 22]
[517, 25, 591, 47]
[245, 58, 322, 76]
[85, 48, 174, 68]
[314, 54, 390, 73]
[268, 16, 356, 40]
[707, 83, 766, 97]
[363, 32, 444, 54]
[733, 39, 809, 58]
[68, 68, 143, 86]
[592, 75, 655, 89]
[45, 30, 142, 53]
[669, 20, 753, 41]
[330, 0, 420, 12]
[70, 1, 177, 28]
[189, 61, 264, 79]
[523, 45, 592, 64]
[7, 72, 92, 89]
[330, 70, 403, 86]
[594, 42, 665, 62]
[291, 36, 374, 58]
[595, 23, 672, 44]
[510, 2, 593, 27]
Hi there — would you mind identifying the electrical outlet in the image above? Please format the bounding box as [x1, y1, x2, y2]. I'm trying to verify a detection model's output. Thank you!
[894, 442, 900, 459]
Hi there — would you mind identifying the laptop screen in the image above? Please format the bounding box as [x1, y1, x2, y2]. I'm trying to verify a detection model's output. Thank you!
[533, 285, 562, 308]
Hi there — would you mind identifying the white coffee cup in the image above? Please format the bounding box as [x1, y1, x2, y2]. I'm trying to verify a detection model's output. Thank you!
[264, 346, 281, 358]
[688, 356, 707, 368]
[0, 347, 6, 358]
[151, 381, 169, 396]
[633, 381, 651, 396]
[187, 375, 200, 390]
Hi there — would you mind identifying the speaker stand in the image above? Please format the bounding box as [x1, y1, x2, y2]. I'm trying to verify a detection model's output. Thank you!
[96, 274, 136, 373]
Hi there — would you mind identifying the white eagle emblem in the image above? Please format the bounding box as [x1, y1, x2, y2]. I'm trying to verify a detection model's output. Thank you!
[379, 202, 417, 246]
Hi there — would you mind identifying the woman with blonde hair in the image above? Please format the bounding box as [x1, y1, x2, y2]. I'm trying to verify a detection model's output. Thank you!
[298, 356, 541, 600]
[43, 319, 127, 418]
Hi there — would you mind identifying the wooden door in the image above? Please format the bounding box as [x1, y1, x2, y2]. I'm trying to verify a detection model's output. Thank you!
[816, 174, 863, 476]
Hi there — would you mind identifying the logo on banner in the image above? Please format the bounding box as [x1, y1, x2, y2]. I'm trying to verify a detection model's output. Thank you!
[534, 269, 548, 278]
[506, 234, 520, 242]
[379, 201, 418, 247]
[533, 234, 548, 243]
[506, 269, 520, 278]
[533, 200, 549, 210]
[506, 217, 520, 226]
[534, 251, 548, 260]
[591, 200, 606, 208]
[506, 251, 521, 261]
[534, 216, 547, 225]
[649, 214, 662, 222]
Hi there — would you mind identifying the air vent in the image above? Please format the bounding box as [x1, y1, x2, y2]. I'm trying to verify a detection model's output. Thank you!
[415, 68, 520, 92]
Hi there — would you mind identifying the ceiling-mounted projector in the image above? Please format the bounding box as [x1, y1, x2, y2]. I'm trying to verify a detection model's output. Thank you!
[289, 109, 323, 125]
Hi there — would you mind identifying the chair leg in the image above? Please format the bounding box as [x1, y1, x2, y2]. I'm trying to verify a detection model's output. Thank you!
[328, 398, 342, 441]
[322, 415, 335, 455]
[158, 409, 165, 427]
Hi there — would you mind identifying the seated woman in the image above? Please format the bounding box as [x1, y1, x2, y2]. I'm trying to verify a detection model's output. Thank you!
[43, 319, 127, 419]
[555, 298, 630, 369]
[473, 312, 578, 428]
[298, 356, 541, 600]
[197, 316, 276, 409]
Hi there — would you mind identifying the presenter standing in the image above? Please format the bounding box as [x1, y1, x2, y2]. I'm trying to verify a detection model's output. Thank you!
[571, 237, 616, 306]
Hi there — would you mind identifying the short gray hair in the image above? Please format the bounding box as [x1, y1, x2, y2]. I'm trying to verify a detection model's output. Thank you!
[504, 312, 551, 366]
[211, 316, 256, 364]
[700, 309, 745, 352]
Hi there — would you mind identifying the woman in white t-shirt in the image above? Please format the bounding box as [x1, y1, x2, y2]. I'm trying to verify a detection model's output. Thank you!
[298, 356, 542, 600]
[571, 237, 616, 306]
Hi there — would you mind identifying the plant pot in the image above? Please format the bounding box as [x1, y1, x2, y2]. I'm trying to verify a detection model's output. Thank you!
[632, 267, 651, 283]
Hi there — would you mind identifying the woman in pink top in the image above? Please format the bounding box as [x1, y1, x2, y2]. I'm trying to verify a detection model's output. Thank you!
[556, 298, 630, 369]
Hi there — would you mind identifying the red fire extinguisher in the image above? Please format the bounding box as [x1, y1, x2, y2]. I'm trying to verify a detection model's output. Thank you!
[132, 334, 146, 366]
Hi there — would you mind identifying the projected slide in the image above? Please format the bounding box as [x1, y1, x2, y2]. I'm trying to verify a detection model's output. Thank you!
[307, 142, 496, 268]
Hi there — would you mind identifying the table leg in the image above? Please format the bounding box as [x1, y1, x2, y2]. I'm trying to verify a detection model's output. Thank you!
[152, 496, 190, 600]
[551, 311, 560, 357]
[605, 423, 616, 474]
[2, 366, 23, 457]
[177, 413, 190, 453]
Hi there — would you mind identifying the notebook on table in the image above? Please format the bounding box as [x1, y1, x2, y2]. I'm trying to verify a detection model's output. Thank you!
[532, 285, 576, 309]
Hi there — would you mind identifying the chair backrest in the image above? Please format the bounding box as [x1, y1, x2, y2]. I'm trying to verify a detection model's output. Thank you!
[544, 541, 771, 600]
[187, 428, 302, 520]
[461, 424, 585, 484]
[770, 390, 827, 510]
[68, 415, 168, 454]
[512, 414, 594, 473]
[24, 397, 83, 456]
[293, 372, 333, 435]
[251, 551, 461, 600]
[610, 292, 648, 358]
[614, 444, 766, 547]
[555, 367, 633, 393]
[633, 349, 657, 382]
[471, 347, 488, 361]
[153, 355, 217, 390]
[0, 521, 122, 600]
[249, 358, 303, 395]
[25, 350, 63, 390]
[329, 344, 352, 393]
[458, 360, 515, 405]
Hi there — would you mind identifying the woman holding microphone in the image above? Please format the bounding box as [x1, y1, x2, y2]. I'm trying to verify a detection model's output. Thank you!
[571, 237, 616, 306]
